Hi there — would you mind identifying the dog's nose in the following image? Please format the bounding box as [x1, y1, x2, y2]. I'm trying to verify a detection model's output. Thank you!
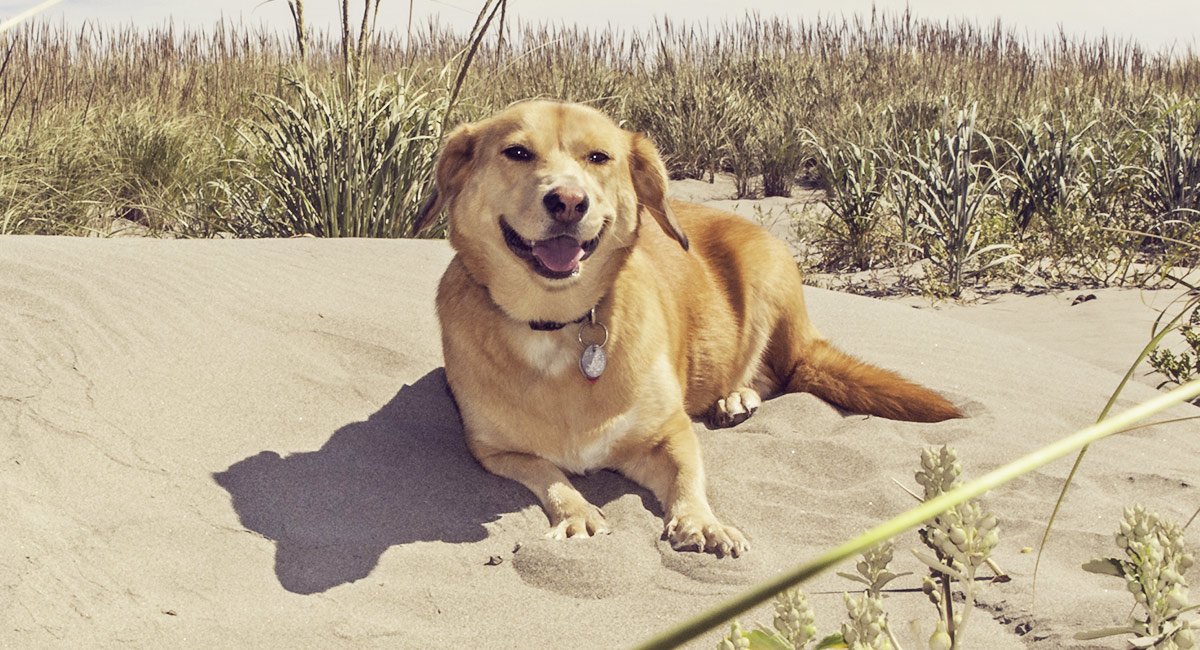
[543, 186, 589, 223]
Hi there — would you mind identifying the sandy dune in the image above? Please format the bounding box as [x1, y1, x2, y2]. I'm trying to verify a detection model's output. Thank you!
[2, 228, 1197, 648]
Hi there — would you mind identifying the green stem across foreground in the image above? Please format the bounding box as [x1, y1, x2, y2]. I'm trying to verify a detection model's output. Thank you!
[633, 378, 1200, 650]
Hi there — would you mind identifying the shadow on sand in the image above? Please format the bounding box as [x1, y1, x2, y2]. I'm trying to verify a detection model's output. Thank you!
[213, 368, 529, 594]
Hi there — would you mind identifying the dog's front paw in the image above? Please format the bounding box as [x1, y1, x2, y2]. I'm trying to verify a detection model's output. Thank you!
[664, 513, 748, 558]
[545, 504, 610, 540]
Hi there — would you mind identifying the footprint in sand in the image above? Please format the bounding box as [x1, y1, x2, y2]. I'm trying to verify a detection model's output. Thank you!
[510, 532, 659, 599]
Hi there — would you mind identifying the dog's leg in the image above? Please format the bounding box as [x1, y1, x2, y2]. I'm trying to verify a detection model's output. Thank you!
[618, 411, 749, 557]
[473, 446, 610, 539]
[708, 387, 763, 428]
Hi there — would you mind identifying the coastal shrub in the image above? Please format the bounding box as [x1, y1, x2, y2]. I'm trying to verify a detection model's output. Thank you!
[1148, 304, 1200, 395]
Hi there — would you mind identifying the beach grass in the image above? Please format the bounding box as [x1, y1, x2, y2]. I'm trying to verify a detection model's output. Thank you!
[2, 9, 1197, 290]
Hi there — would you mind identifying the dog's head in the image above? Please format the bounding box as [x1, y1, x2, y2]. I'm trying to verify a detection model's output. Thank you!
[415, 100, 687, 322]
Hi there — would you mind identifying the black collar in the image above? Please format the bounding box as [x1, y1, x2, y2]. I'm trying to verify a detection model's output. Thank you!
[528, 312, 590, 331]
[527, 298, 604, 331]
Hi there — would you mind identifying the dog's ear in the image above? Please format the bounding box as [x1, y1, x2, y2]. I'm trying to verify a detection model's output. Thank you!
[629, 132, 688, 250]
[412, 124, 475, 235]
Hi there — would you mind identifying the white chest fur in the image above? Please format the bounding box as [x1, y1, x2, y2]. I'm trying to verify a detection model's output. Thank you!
[516, 329, 575, 377]
[555, 408, 636, 474]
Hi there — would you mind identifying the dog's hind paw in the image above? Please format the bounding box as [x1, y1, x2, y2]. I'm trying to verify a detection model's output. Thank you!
[709, 388, 762, 428]
[545, 505, 610, 540]
[665, 514, 748, 558]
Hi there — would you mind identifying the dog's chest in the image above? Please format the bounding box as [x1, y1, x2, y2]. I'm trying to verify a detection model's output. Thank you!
[554, 409, 636, 474]
[516, 330, 576, 377]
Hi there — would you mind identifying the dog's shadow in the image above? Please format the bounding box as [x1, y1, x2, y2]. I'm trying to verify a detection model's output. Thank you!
[212, 368, 529, 595]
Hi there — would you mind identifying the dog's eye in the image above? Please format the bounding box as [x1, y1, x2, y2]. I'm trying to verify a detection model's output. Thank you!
[502, 146, 533, 162]
[587, 151, 611, 165]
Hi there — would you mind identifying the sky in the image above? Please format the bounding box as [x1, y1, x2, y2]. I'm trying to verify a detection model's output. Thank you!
[3, 0, 1198, 55]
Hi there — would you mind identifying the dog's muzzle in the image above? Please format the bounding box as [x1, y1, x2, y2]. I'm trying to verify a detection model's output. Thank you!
[501, 218, 603, 280]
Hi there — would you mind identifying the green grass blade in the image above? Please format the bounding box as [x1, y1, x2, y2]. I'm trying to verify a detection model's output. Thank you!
[1031, 290, 1199, 607]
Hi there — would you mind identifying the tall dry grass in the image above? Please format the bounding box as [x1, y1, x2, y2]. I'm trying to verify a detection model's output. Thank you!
[1, 9, 1197, 289]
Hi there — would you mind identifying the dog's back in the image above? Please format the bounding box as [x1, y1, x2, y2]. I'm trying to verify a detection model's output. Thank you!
[652, 201, 961, 423]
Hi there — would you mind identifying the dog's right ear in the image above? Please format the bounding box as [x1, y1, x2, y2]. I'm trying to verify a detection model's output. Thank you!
[412, 124, 475, 235]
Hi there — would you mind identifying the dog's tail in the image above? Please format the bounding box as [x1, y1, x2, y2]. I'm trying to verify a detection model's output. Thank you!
[783, 339, 961, 422]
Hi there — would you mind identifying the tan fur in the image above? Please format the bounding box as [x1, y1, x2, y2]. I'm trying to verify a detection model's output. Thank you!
[420, 101, 961, 557]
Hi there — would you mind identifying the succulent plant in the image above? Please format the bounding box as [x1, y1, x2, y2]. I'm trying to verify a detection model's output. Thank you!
[913, 446, 998, 649]
[772, 588, 818, 648]
[841, 592, 894, 650]
[1078, 505, 1197, 649]
[838, 541, 912, 597]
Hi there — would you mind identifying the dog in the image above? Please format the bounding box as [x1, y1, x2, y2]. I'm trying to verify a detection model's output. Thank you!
[414, 100, 961, 557]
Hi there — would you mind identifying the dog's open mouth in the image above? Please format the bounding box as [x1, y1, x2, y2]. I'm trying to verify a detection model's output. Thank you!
[501, 218, 603, 280]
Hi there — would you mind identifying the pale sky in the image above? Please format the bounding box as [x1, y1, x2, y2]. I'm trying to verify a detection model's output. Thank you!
[5, 0, 1198, 54]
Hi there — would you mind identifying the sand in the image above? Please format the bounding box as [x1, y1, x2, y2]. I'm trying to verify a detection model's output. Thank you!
[2, 193, 1198, 648]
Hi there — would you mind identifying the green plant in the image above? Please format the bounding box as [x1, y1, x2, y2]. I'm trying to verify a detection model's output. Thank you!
[1149, 303, 1200, 393]
[806, 132, 889, 270]
[1077, 505, 1198, 648]
[1134, 97, 1200, 227]
[717, 552, 896, 650]
[837, 540, 911, 597]
[912, 446, 999, 650]
[717, 588, 821, 650]
[900, 102, 1018, 296]
[999, 111, 1096, 236]
[757, 102, 807, 197]
[840, 591, 894, 650]
[225, 72, 447, 238]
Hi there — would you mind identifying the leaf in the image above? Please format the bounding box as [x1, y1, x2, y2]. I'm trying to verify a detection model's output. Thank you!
[1128, 635, 1166, 649]
[1073, 625, 1136, 640]
[912, 549, 966, 581]
[872, 570, 913, 591]
[1080, 557, 1124, 577]
[745, 630, 794, 650]
[815, 632, 848, 649]
[835, 571, 871, 586]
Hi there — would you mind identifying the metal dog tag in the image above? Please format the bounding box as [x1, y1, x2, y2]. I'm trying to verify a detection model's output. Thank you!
[580, 344, 607, 382]
[577, 307, 609, 384]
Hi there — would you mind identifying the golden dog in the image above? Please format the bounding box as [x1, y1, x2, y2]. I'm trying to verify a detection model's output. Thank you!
[415, 100, 960, 557]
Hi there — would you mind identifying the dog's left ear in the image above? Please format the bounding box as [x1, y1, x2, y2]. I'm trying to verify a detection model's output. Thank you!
[412, 124, 476, 235]
[629, 132, 688, 251]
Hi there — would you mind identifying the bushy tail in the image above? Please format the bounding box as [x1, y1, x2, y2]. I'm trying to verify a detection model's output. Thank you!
[786, 340, 961, 422]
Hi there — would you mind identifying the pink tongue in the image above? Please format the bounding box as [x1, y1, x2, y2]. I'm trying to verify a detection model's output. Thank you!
[532, 236, 586, 273]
